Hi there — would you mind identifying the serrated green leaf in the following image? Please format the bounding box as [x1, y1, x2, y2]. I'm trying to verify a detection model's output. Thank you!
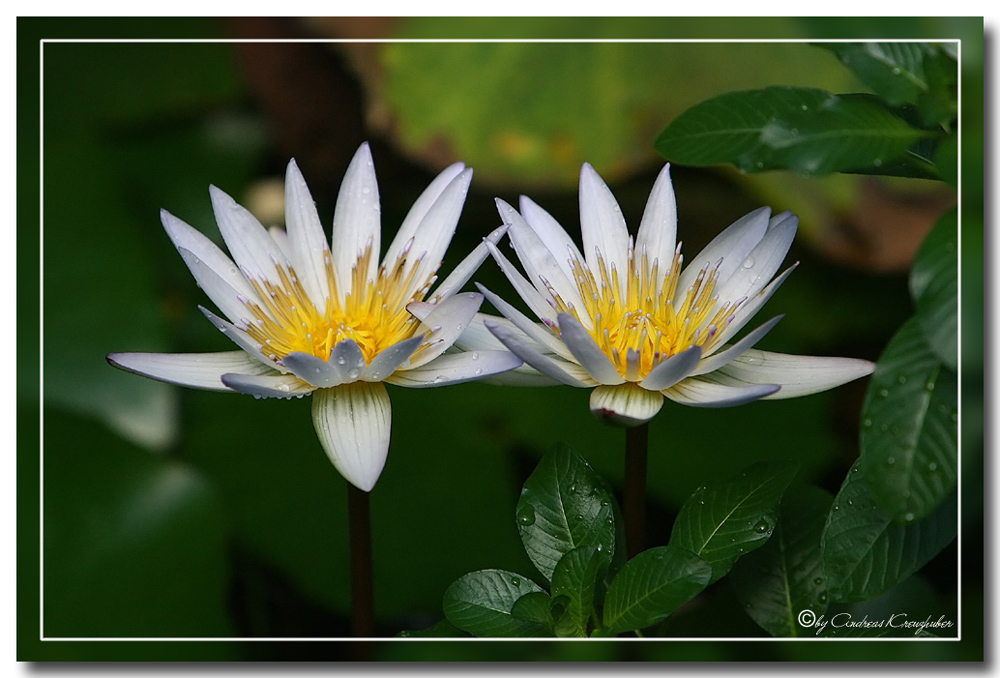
[729, 485, 833, 637]
[516, 444, 616, 582]
[550, 545, 611, 637]
[602, 546, 712, 633]
[821, 459, 956, 603]
[655, 87, 933, 177]
[910, 210, 958, 371]
[861, 318, 957, 522]
[396, 619, 471, 638]
[669, 461, 799, 582]
[442, 569, 551, 637]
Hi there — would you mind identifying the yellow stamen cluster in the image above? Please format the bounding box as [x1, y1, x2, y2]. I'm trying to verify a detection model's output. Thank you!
[239, 240, 436, 364]
[551, 244, 741, 380]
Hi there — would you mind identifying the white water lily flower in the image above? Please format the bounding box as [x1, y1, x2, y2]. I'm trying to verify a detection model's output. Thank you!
[477, 162, 875, 427]
[108, 143, 521, 491]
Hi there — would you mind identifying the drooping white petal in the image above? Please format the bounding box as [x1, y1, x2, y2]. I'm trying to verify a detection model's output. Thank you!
[589, 383, 664, 427]
[160, 209, 258, 302]
[639, 345, 702, 391]
[406, 291, 483, 368]
[485, 240, 560, 324]
[579, 163, 630, 298]
[209, 185, 287, 286]
[475, 284, 573, 360]
[556, 313, 624, 385]
[284, 159, 331, 309]
[677, 206, 771, 299]
[176, 247, 256, 325]
[663, 378, 780, 408]
[220, 371, 316, 399]
[197, 306, 281, 371]
[485, 320, 596, 388]
[363, 336, 425, 382]
[712, 349, 875, 399]
[430, 224, 508, 302]
[694, 315, 783, 373]
[312, 382, 391, 492]
[518, 195, 585, 282]
[281, 351, 350, 388]
[107, 350, 277, 392]
[386, 350, 522, 388]
[331, 143, 381, 297]
[712, 215, 797, 304]
[383, 161, 466, 268]
[714, 263, 798, 347]
[635, 164, 678, 289]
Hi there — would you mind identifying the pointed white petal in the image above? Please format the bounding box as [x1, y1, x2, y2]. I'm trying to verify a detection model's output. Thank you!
[639, 345, 703, 391]
[677, 206, 770, 298]
[518, 195, 585, 282]
[406, 291, 483, 368]
[210, 184, 287, 286]
[713, 215, 797, 304]
[664, 378, 780, 408]
[160, 209, 257, 301]
[579, 163, 630, 297]
[331, 143, 381, 297]
[475, 284, 573, 360]
[450, 313, 548, 354]
[284, 159, 331, 308]
[176, 247, 257, 325]
[326, 339, 369, 382]
[590, 383, 664, 427]
[635, 164, 678, 289]
[268, 226, 293, 261]
[714, 263, 798, 347]
[694, 315, 783, 373]
[556, 313, 623, 385]
[386, 350, 522, 388]
[197, 306, 281, 370]
[713, 349, 875, 399]
[485, 240, 559, 324]
[312, 382, 391, 492]
[281, 351, 350, 388]
[430, 223, 508, 302]
[221, 371, 316, 399]
[485, 320, 596, 387]
[363, 335, 425, 382]
[476, 364, 561, 387]
[383, 161, 466, 268]
[108, 350, 277, 391]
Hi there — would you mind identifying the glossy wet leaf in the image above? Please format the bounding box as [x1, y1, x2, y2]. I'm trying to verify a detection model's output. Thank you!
[516, 443, 616, 582]
[729, 485, 833, 637]
[443, 569, 551, 637]
[656, 87, 933, 177]
[910, 210, 958, 371]
[550, 545, 611, 637]
[602, 545, 712, 633]
[818, 43, 938, 107]
[860, 318, 957, 522]
[669, 461, 799, 582]
[821, 458, 957, 603]
[510, 591, 554, 630]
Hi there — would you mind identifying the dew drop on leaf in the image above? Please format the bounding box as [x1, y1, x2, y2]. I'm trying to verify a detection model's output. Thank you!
[516, 504, 536, 526]
[753, 520, 769, 534]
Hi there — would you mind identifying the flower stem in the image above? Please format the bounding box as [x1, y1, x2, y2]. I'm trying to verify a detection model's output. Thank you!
[624, 422, 649, 559]
[348, 484, 374, 637]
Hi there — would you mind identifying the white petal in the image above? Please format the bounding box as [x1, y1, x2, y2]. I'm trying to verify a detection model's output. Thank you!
[221, 371, 316, 399]
[635, 164, 678, 290]
[430, 223, 508, 302]
[284, 159, 332, 309]
[326, 339, 368, 382]
[664, 378, 780, 408]
[281, 352, 349, 388]
[312, 382, 391, 492]
[556, 313, 623, 385]
[518, 195, 585, 282]
[160, 209, 257, 301]
[331, 143, 381, 297]
[714, 263, 798, 347]
[498, 199, 587, 314]
[476, 364, 561, 387]
[579, 163, 630, 298]
[363, 336, 425, 381]
[268, 226, 293, 261]
[589, 383, 664, 427]
[383, 161, 466, 268]
[176, 247, 256, 325]
[107, 350, 276, 391]
[475, 284, 573, 360]
[197, 306, 280, 370]
[639, 345, 702, 391]
[677, 206, 770, 299]
[694, 315, 783, 373]
[485, 320, 596, 387]
[450, 313, 548, 354]
[210, 185, 287, 286]
[713, 349, 875, 399]
[386, 350, 522, 388]
[406, 291, 483, 368]
[485, 240, 559, 324]
[713, 214, 797, 305]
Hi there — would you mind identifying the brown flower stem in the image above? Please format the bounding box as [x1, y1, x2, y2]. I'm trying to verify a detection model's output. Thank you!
[624, 422, 649, 559]
[348, 483, 374, 638]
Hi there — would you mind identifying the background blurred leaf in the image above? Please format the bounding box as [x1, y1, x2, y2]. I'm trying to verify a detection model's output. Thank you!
[860, 319, 957, 522]
[442, 569, 550, 637]
[910, 209, 958, 370]
[821, 458, 956, 603]
[729, 485, 832, 637]
[397, 619, 470, 638]
[550, 545, 610, 637]
[655, 87, 934, 178]
[669, 461, 798, 582]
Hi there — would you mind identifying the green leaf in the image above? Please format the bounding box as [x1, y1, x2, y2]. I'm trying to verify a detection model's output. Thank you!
[516, 443, 617, 581]
[669, 461, 799, 582]
[729, 485, 833, 637]
[861, 318, 957, 522]
[602, 545, 712, 633]
[821, 459, 957, 603]
[442, 569, 551, 637]
[550, 546, 611, 637]
[396, 619, 471, 638]
[910, 210, 958, 371]
[655, 87, 933, 177]
[818, 43, 934, 107]
[510, 591, 554, 630]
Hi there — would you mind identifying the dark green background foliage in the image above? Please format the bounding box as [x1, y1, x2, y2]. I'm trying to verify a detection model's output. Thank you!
[20, 16, 981, 661]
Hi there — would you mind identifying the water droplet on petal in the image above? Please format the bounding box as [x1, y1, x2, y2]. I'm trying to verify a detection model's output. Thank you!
[742, 256, 755, 269]
[471, 352, 479, 361]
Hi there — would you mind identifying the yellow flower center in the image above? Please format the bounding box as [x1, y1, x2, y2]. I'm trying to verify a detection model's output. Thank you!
[239, 240, 436, 364]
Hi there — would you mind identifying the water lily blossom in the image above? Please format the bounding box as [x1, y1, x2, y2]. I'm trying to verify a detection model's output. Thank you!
[478, 162, 875, 427]
[108, 143, 520, 490]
